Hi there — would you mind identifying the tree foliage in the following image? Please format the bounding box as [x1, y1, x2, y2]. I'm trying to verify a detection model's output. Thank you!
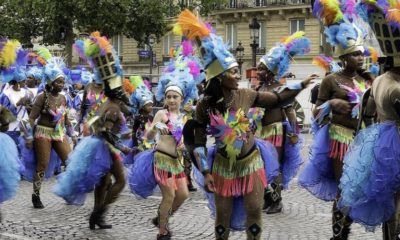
[0, 0, 228, 63]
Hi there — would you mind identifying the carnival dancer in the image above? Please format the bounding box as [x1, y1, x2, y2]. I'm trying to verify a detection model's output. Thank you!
[128, 40, 202, 240]
[171, 9, 313, 240]
[338, 1, 400, 239]
[54, 31, 131, 230]
[256, 31, 316, 214]
[25, 66, 42, 99]
[0, 105, 24, 221]
[21, 47, 76, 209]
[0, 40, 34, 144]
[298, 1, 371, 239]
[182, 99, 197, 192]
[129, 75, 154, 153]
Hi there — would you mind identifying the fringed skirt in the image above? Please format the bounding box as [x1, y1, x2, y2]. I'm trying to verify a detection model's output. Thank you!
[34, 125, 65, 141]
[338, 122, 400, 231]
[193, 140, 279, 231]
[256, 122, 284, 147]
[153, 151, 186, 189]
[0, 132, 23, 203]
[298, 124, 354, 201]
[128, 150, 186, 199]
[53, 136, 114, 205]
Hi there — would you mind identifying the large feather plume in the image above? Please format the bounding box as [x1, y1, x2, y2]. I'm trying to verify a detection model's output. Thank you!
[313, 0, 344, 25]
[0, 40, 22, 68]
[173, 9, 211, 40]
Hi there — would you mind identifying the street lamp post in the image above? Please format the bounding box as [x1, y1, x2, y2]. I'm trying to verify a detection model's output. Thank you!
[249, 17, 260, 68]
[148, 35, 156, 80]
[235, 41, 244, 76]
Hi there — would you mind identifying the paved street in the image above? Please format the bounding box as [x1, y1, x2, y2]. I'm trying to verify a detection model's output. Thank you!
[0, 134, 383, 240]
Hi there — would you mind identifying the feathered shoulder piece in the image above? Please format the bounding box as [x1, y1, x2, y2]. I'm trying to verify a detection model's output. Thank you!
[312, 55, 342, 73]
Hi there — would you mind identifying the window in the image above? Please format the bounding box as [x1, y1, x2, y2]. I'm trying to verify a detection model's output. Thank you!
[163, 33, 175, 56]
[181, 0, 193, 7]
[112, 35, 123, 56]
[254, 0, 266, 6]
[225, 23, 237, 49]
[290, 19, 305, 34]
[229, 0, 237, 8]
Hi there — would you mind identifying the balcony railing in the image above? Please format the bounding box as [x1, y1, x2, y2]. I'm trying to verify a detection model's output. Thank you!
[214, 0, 310, 10]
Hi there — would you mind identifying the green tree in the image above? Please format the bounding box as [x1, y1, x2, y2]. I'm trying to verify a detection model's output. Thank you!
[0, 0, 130, 65]
[124, 0, 170, 48]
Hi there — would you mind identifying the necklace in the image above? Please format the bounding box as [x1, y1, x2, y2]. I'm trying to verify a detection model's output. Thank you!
[224, 92, 235, 109]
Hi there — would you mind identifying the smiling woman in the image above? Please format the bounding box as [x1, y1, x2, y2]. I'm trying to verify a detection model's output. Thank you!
[171, 9, 313, 240]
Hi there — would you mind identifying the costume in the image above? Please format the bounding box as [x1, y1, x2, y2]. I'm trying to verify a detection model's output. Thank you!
[171, 9, 308, 240]
[20, 47, 74, 208]
[128, 39, 200, 240]
[0, 40, 33, 143]
[256, 31, 310, 213]
[298, 1, 369, 239]
[338, 1, 400, 239]
[54, 31, 129, 230]
[0, 100, 24, 220]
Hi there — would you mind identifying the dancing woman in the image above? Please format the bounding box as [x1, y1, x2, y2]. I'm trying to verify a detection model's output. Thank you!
[22, 48, 75, 209]
[54, 32, 131, 230]
[173, 10, 313, 240]
[298, 1, 372, 239]
[338, 2, 400, 239]
[129, 40, 202, 240]
[256, 31, 316, 213]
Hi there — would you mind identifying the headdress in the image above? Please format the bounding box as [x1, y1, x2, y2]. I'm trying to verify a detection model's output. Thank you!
[356, 0, 400, 67]
[33, 47, 67, 84]
[73, 31, 123, 89]
[313, 0, 365, 57]
[173, 9, 237, 81]
[363, 46, 380, 75]
[70, 66, 93, 86]
[129, 75, 154, 114]
[0, 39, 27, 83]
[26, 66, 44, 82]
[156, 40, 201, 104]
[259, 31, 311, 79]
[312, 55, 342, 74]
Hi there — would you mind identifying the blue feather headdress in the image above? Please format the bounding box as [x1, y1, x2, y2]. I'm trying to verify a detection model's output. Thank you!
[260, 31, 311, 80]
[129, 75, 154, 114]
[70, 66, 93, 86]
[26, 66, 44, 82]
[313, 0, 365, 56]
[173, 9, 237, 81]
[156, 40, 200, 104]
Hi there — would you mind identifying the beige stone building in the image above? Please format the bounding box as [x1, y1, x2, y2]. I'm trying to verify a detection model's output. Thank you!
[70, 0, 321, 82]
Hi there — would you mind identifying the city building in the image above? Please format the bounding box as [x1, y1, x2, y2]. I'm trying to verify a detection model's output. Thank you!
[67, 0, 322, 84]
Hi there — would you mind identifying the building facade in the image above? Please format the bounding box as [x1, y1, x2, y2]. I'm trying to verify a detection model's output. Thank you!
[69, 0, 321, 83]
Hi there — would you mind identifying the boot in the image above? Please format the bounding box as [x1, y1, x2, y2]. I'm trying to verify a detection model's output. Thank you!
[32, 194, 44, 209]
[188, 182, 197, 192]
[89, 207, 112, 230]
[156, 230, 171, 240]
[266, 200, 283, 214]
[152, 216, 159, 228]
